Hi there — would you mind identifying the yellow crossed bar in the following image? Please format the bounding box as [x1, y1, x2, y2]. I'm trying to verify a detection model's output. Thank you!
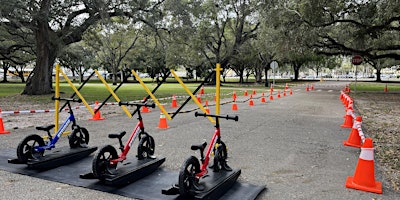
[60, 70, 95, 116]
[215, 63, 221, 115]
[170, 69, 215, 123]
[54, 64, 60, 134]
[131, 70, 172, 120]
[94, 70, 132, 118]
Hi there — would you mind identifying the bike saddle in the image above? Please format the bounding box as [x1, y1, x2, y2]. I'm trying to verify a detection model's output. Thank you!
[108, 131, 126, 139]
[191, 141, 207, 151]
[36, 124, 55, 131]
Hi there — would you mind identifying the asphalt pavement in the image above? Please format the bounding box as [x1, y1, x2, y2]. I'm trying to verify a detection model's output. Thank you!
[0, 81, 398, 199]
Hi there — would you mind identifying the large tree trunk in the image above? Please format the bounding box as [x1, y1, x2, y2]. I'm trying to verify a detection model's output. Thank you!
[376, 68, 382, 82]
[22, 0, 52, 95]
[293, 64, 300, 81]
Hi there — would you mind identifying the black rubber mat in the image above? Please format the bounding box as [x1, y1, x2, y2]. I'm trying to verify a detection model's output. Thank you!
[0, 148, 265, 200]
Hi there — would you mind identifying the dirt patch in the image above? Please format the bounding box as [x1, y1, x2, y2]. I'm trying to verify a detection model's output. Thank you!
[353, 92, 400, 191]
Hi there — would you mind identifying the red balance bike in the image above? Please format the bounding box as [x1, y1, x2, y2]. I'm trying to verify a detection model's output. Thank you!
[92, 102, 156, 180]
[178, 111, 238, 197]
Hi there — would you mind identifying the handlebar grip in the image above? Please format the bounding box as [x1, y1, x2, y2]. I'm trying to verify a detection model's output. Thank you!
[194, 112, 206, 117]
[226, 115, 239, 121]
[118, 101, 128, 106]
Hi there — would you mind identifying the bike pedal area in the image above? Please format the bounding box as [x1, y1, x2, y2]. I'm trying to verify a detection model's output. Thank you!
[0, 148, 265, 200]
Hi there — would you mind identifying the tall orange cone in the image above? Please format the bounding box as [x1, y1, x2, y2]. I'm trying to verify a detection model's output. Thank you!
[157, 113, 169, 129]
[0, 109, 10, 134]
[89, 101, 105, 120]
[171, 95, 178, 108]
[343, 116, 364, 148]
[248, 95, 254, 106]
[232, 100, 238, 111]
[345, 138, 382, 194]
[341, 107, 354, 128]
[261, 93, 266, 103]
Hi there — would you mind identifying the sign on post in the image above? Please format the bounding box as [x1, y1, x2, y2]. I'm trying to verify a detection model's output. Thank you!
[351, 55, 363, 65]
[270, 61, 278, 86]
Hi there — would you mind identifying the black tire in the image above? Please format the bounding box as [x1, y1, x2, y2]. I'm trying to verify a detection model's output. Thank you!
[16, 134, 45, 163]
[69, 127, 89, 148]
[137, 134, 155, 160]
[92, 145, 118, 180]
[178, 156, 200, 197]
[213, 142, 228, 172]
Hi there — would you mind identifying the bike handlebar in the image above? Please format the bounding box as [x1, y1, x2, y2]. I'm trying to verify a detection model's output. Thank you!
[194, 112, 238, 121]
[118, 101, 156, 108]
[52, 97, 82, 103]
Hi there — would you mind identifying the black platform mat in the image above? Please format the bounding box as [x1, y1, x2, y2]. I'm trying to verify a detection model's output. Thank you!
[0, 148, 265, 200]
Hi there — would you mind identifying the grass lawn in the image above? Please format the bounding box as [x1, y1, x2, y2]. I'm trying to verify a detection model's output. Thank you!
[350, 82, 400, 92]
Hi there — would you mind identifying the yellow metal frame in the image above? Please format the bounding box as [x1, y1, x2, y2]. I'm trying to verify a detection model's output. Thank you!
[131, 70, 172, 120]
[94, 70, 133, 118]
[170, 69, 215, 123]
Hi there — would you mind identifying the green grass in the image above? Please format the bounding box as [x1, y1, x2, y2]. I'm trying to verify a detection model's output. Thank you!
[350, 82, 400, 92]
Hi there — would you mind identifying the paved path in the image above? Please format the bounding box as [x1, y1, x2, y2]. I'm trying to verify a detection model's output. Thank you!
[0, 81, 397, 199]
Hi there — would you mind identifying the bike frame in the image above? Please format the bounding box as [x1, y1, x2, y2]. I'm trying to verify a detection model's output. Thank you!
[110, 115, 145, 165]
[34, 111, 76, 152]
[196, 119, 221, 177]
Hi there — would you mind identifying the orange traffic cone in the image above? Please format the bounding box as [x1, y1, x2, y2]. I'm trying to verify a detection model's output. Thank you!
[343, 116, 364, 148]
[341, 107, 354, 128]
[248, 95, 254, 106]
[285, 83, 288, 90]
[244, 90, 248, 96]
[232, 100, 238, 111]
[200, 86, 205, 95]
[345, 138, 382, 194]
[0, 109, 10, 134]
[283, 90, 287, 97]
[311, 84, 314, 90]
[306, 84, 309, 91]
[269, 94, 274, 101]
[232, 91, 237, 101]
[197, 94, 202, 104]
[157, 113, 169, 129]
[277, 91, 281, 98]
[384, 84, 388, 92]
[89, 101, 105, 121]
[261, 93, 266, 103]
[290, 89, 293, 95]
[205, 106, 210, 114]
[252, 89, 256, 95]
[171, 95, 178, 108]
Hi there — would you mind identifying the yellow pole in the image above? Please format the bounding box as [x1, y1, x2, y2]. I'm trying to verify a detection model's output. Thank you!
[59, 70, 95, 116]
[215, 63, 221, 115]
[131, 70, 172, 120]
[54, 64, 60, 134]
[170, 69, 215, 123]
[94, 70, 132, 118]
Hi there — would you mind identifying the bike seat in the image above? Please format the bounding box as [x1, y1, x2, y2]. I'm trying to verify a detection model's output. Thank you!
[108, 131, 126, 139]
[191, 142, 207, 151]
[36, 125, 55, 132]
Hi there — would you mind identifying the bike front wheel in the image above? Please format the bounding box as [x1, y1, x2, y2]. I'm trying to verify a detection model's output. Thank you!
[137, 134, 155, 160]
[213, 141, 228, 172]
[178, 156, 200, 197]
[92, 145, 118, 180]
[16, 134, 45, 163]
[69, 127, 89, 148]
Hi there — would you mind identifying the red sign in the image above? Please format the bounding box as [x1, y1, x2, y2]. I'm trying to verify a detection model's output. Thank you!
[351, 55, 363, 65]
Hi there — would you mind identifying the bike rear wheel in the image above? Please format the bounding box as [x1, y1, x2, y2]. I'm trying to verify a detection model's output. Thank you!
[179, 156, 200, 197]
[16, 134, 45, 163]
[92, 145, 118, 180]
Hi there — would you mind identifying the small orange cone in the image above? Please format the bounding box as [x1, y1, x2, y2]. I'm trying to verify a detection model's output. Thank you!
[343, 116, 364, 148]
[0, 109, 10, 134]
[200, 86, 205, 95]
[157, 113, 169, 129]
[269, 94, 274, 101]
[197, 94, 202, 104]
[232, 91, 237, 100]
[277, 91, 281, 98]
[248, 95, 254, 106]
[311, 84, 314, 90]
[384, 84, 388, 92]
[89, 101, 105, 121]
[306, 84, 309, 91]
[341, 107, 354, 128]
[261, 93, 266, 103]
[290, 89, 293, 95]
[285, 83, 288, 90]
[252, 89, 256, 95]
[283, 90, 287, 97]
[345, 138, 382, 194]
[244, 90, 248, 96]
[171, 95, 178, 108]
[232, 100, 238, 111]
